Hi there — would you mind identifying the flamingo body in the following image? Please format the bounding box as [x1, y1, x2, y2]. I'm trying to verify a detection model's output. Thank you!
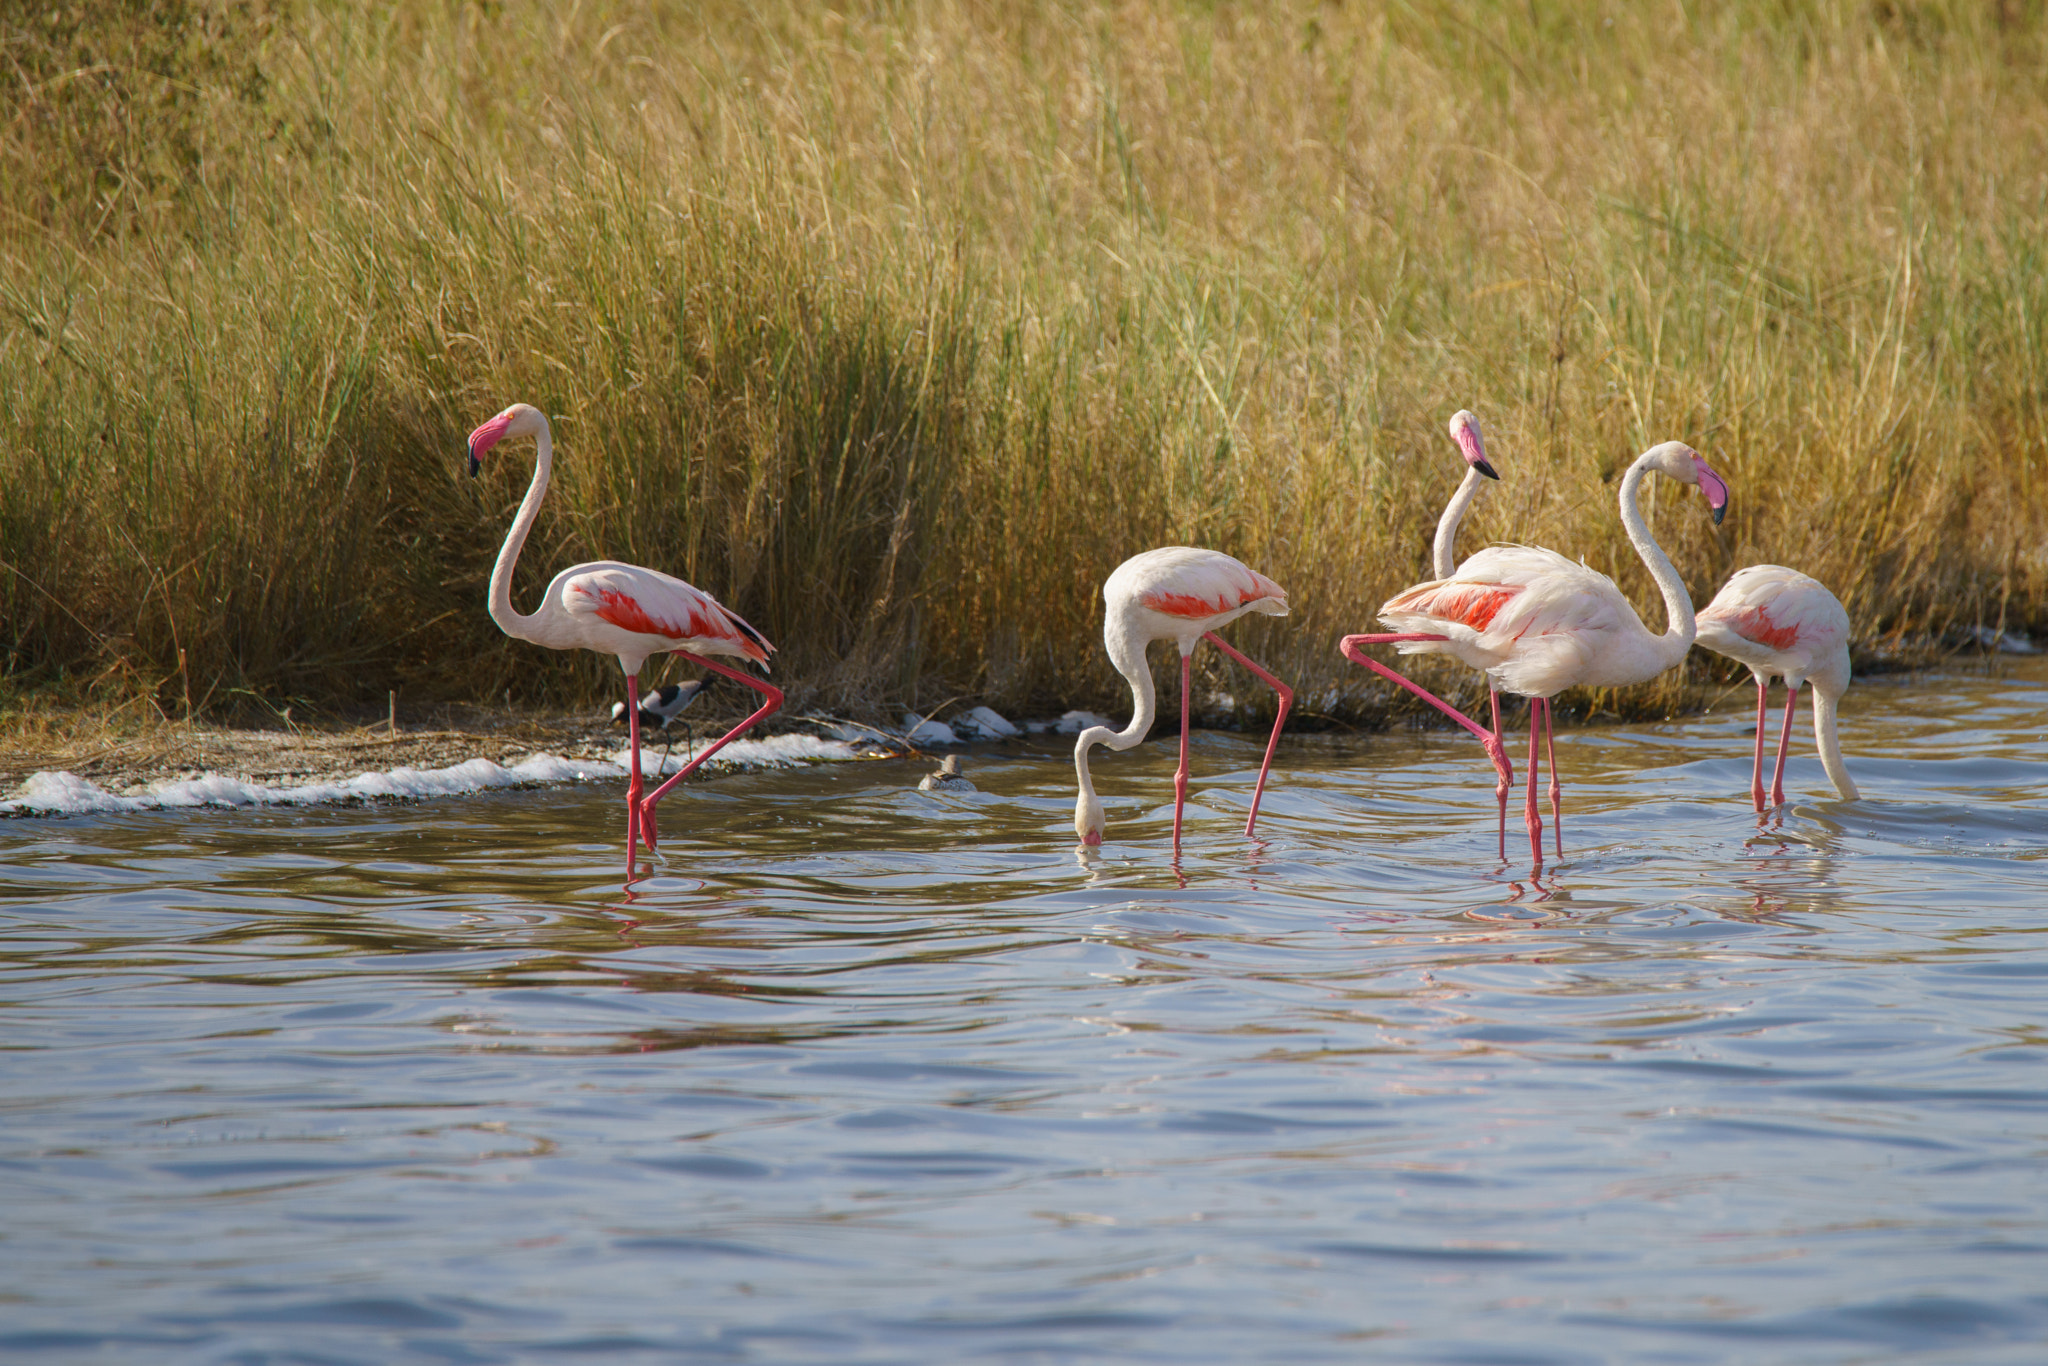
[1075, 547, 1293, 848]
[1696, 565, 1858, 806]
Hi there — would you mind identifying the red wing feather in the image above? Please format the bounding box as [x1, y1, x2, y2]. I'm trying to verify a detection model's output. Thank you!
[1386, 581, 1521, 632]
[1141, 583, 1276, 619]
[1712, 605, 1802, 652]
[583, 586, 712, 640]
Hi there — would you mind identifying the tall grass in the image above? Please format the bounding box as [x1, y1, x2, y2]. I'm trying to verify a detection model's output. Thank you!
[3, 0, 2045, 727]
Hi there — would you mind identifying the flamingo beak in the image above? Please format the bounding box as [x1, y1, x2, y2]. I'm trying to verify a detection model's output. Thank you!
[465, 411, 514, 479]
[1455, 423, 1499, 480]
[1693, 457, 1730, 525]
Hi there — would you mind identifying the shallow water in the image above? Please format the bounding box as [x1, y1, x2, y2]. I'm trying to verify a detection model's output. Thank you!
[5, 661, 2048, 1364]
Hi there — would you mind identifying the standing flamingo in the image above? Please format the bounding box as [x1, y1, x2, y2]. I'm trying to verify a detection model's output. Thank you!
[1695, 566, 1859, 809]
[466, 403, 781, 864]
[1074, 547, 1294, 851]
[1344, 441, 1730, 863]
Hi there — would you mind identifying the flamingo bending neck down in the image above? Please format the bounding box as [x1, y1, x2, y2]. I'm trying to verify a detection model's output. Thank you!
[1344, 440, 1730, 864]
[1075, 546, 1294, 851]
[1695, 565, 1859, 809]
[467, 403, 782, 867]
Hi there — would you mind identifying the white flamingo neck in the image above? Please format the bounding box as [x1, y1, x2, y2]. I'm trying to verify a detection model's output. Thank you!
[1433, 467, 1486, 579]
[489, 423, 552, 642]
[1618, 457, 1697, 667]
[1073, 624, 1158, 813]
[1811, 656, 1860, 800]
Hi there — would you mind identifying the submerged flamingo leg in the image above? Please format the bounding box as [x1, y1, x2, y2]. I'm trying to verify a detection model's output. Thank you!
[1203, 632, 1293, 838]
[1489, 688, 1507, 857]
[1749, 676, 1769, 812]
[1525, 698, 1545, 865]
[638, 654, 784, 853]
[625, 673, 643, 867]
[1172, 651, 1192, 850]
[1340, 634, 1514, 858]
[1770, 682, 1800, 809]
[1544, 697, 1563, 859]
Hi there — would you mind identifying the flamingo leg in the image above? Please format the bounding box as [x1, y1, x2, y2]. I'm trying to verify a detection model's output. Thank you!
[638, 654, 784, 853]
[1544, 697, 1562, 859]
[1525, 698, 1545, 865]
[1749, 676, 1769, 812]
[624, 673, 643, 866]
[1202, 631, 1293, 838]
[1340, 634, 1514, 856]
[1489, 688, 1507, 860]
[1770, 682, 1800, 809]
[1172, 651, 1192, 850]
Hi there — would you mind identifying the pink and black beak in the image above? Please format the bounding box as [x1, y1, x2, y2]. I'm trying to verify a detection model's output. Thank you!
[465, 411, 514, 480]
[1453, 415, 1498, 481]
[1693, 456, 1730, 525]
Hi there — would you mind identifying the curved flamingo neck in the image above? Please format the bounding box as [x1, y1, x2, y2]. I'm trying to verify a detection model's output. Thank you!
[489, 422, 552, 642]
[1433, 466, 1486, 579]
[1074, 621, 1157, 808]
[1812, 653, 1860, 799]
[1617, 456, 1697, 669]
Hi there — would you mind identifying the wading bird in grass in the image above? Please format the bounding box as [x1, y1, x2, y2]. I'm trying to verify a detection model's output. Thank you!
[1695, 566, 1859, 810]
[611, 678, 715, 768]
[1343, 441, 1730, 865]
[467, 403, 780, 865]
[1073, 547, 1294, 852]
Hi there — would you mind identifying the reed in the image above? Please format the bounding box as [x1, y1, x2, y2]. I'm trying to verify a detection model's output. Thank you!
[4, 0, 2044, 729]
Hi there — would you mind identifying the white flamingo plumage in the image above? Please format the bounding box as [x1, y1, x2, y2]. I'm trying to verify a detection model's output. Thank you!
[1695, 565, 1859, 808]
[1346, 440, 1731, 863]
[467, 403, 781, 866]
[1074, 546, 1294, 850]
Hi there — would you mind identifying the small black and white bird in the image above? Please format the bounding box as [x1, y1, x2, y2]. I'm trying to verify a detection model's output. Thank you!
[918, 755, 975, 792]
[611, 678, 714, 764]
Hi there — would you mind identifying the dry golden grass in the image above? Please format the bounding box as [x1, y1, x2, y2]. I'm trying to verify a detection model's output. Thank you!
[3, 1, 2044, 730]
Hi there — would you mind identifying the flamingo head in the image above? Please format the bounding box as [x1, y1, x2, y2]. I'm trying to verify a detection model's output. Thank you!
[465, 403, 546, 478]
[1448, 409, 1498, 480]
[1641, 441, 1730, 525]
[1074, 786, 1105, 847]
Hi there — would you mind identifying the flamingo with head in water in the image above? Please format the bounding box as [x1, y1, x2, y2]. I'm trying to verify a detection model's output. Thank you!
[1695, 565, 1859, 809]
[1073, 546, 1293, 851]
[1344, 440, 1730, 864]
[466, 403, 781, 865]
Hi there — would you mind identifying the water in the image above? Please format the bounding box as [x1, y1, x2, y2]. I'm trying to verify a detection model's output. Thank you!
[5, 661, 2048, 1364]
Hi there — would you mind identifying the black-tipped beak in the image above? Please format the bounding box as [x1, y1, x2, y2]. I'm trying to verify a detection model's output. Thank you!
[466, 449, 481, 479]
[1474, 459, 1499, 481]
[1710, 502, 1726, 526]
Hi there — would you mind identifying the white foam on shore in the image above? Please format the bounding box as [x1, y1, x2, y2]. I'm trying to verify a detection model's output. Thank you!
[2, 734, 861, 818]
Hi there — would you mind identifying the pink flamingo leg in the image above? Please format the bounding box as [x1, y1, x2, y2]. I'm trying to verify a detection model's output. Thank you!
[1749, 676, 1769, 812]
[1489, 688, 1507, 853]
[1172, 651, 1192, 850]
[624, 673, 644, 864]
[1525, 698, 1545, 865]
[1770, 682, 1800, 809]
[1340, 633, 1514, 860]
[1202, 631, 1293, 838]
[1543, 697, 1562, 859]
[637, 654, 784, 853]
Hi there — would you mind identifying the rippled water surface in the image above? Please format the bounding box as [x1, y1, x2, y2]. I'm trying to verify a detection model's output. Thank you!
[6, 662, 2048, 1364]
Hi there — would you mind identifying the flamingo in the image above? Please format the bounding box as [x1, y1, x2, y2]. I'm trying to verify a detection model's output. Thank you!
[466, 403, 781, 863]
[1073, 546, 1294, 850]
[1344, 441, 1730, 863]
[1695, 566, 1859, 809]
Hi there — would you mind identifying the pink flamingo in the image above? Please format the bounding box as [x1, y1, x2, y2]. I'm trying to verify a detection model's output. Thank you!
[466, 403, 781, 863]
[1695, 566, 1859, 809]
[1073, 547, 1294, 850]
[1345, 441, 1730, 863]
[1341, 409, 1516, 854]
